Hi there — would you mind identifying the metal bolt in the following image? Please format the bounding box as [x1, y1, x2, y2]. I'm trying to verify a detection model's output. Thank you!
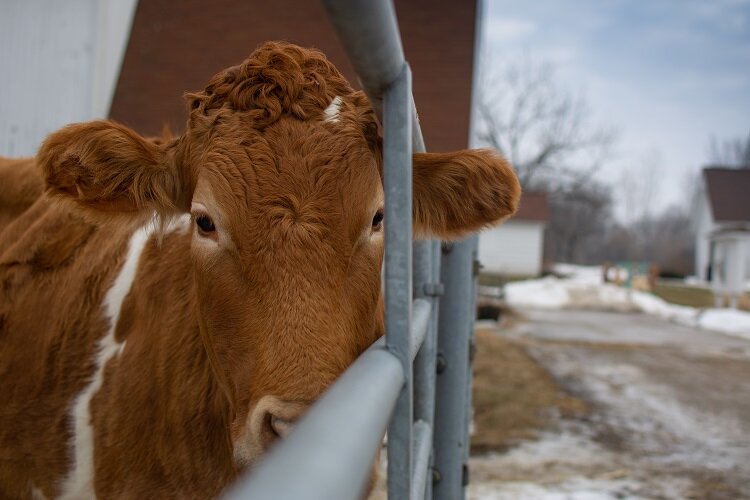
[472, 258, 483, 277]
[436, 353, 446, 374]
[432, 467, 442, 484]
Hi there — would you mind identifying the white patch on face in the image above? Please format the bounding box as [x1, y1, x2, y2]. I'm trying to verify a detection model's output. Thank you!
[166, 213, 192, 234]
[323, 96, 343, 123]
[59, 224, 153, 499]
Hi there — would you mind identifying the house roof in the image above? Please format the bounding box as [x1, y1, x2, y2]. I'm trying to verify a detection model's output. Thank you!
[703, 167, 750, 222]
[511, 191, 549, 222]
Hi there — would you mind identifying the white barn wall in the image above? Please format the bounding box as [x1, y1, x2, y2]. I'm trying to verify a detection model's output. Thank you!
[0, 0, 138, 157]
[694, 189, 714, 279]
[479, 221, 545, 276]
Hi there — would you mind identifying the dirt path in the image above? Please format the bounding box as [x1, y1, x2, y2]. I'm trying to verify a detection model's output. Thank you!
[469, 310, 750, 499]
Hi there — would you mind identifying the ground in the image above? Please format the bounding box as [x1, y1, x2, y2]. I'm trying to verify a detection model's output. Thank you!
[468, 309, 750, 499]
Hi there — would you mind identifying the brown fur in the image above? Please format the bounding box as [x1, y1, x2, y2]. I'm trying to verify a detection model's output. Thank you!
[0, 41, 520, 499]
[0, 157, 43, 232]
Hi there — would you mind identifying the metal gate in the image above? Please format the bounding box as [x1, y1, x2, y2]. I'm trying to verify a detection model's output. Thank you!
[225, 1, 478, 498]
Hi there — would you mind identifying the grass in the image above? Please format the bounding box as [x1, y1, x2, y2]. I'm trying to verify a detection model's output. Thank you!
[653, 282, 750, 311]
[652, 283, 714, 308]
[471, 329, 588, 454]
[478, 273, 537, 288]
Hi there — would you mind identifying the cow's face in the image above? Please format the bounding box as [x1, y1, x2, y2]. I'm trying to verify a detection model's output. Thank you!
[183, 98, 386, 465]
[39, 42, 520, 467]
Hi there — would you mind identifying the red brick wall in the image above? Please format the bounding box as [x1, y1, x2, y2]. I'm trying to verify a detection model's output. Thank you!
[110, 0, 476, 151]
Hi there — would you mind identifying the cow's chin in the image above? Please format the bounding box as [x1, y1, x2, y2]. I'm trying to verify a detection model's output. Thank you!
[232, 395, 307, 467]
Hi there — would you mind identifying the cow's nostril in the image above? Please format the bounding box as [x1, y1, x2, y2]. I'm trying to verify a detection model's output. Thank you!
[269, 415, 295, 438]
[245, 396, 309, 458]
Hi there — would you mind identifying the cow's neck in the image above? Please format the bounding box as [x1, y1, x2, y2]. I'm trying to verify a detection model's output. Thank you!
[89, 217, 238, 494]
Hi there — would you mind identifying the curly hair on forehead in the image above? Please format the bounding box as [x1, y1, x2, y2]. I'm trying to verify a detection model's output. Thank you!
[185, 41, 356, 128]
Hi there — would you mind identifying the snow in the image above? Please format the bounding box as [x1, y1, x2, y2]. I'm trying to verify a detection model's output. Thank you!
[470, 479, 645, 500]
[468, 429, 692, 499]
[503, 264, 750, 340]
[700, 309, 750, 339]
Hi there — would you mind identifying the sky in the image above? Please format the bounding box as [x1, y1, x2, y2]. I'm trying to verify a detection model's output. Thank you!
[479, 0, 750, 217]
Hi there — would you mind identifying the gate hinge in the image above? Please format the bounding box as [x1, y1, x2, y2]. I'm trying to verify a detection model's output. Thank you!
[423, 282, 445, 297]
[473, 259, 483, 277]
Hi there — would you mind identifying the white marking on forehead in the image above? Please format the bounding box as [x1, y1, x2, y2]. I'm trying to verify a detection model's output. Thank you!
[60, 224, 154, 499]
[323, 96, 343, 123]
[165, 213, 191, 234]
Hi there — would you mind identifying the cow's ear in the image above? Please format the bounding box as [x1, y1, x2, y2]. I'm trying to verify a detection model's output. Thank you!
[412, 149, 521, 240]
[39, 120, 187, 217]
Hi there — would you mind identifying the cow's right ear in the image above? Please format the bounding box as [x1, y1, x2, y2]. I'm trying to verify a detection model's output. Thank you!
[39, 120, 187, 216]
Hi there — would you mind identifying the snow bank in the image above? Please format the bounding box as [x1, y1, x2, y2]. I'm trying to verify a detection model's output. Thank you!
[470, 478, 646, 500]
[699, 309, 750, 340]
[468, 429, 692, 499]
[504, 265, 750, 340]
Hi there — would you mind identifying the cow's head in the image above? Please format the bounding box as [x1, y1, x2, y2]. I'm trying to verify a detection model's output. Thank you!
[39, 42, 520, 466]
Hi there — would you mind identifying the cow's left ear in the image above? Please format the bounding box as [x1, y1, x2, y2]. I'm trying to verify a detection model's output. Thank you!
[39, 120, 188, 217]
[412, 149, 521, 240]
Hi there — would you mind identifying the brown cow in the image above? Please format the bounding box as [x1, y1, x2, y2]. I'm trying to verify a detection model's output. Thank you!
[0, 42, 520, 499]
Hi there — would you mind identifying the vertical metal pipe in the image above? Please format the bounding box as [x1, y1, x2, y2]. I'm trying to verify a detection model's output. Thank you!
[432, 0, 486, 495]
[413, 239, 436, 499]
[462, 235, 480, 479]
[384, 63, 413, 499]
[321, 0, 405, 112]
[432, 238, 476, 500]
[426, 239, 442, 499]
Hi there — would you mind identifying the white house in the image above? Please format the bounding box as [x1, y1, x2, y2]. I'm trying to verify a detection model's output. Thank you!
[479, 192, 548, 277]
[694, 167, 750, 308]
[0, 0, 138, 156]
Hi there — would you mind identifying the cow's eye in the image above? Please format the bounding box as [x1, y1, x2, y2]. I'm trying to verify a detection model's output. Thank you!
[195, 214, 216, 234]
[372, 209, 384, 230]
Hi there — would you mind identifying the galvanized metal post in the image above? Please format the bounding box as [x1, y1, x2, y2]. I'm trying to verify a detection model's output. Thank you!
[383, 63, 414, 500]
[432, 238, 477, 500]
[433, 0, 487, 493]
[463, 235, 480, 479]
[413, 239, 438, 500]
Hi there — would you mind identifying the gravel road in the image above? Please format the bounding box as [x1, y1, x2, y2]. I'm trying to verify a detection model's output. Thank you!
[470, 309, 750, 499]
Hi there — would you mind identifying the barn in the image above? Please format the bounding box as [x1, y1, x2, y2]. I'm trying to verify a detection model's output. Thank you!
[479, 191, 549, 277]
[1, 0, 478, 156]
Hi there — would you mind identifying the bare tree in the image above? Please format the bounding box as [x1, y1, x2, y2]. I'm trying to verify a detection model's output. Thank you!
[477, 58, 615, 189]
[544, 179, 613, 264]
[598, 205, 694, 275]
[619, 148, 662, 227]
[708, 130, 750, 167]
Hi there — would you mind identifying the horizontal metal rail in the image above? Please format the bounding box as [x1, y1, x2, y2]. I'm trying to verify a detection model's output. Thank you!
[223, 346, 403, 500]
[410, 298, 431, 362]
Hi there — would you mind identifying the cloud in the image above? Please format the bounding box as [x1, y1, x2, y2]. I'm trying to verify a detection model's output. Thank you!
[479, 0, 750, 213]
[484, 17, 536, 43]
